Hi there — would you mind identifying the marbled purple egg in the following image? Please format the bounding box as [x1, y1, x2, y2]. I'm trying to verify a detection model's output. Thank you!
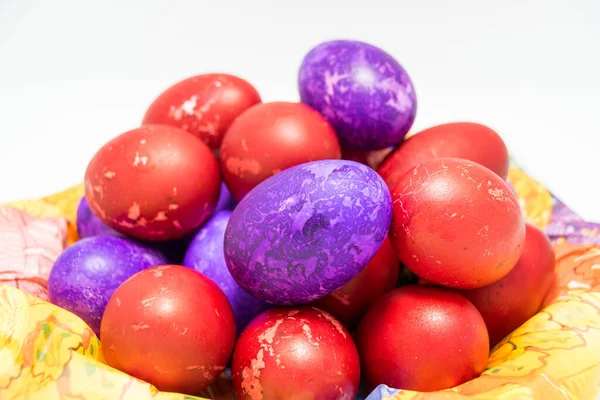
[224, 159, 392, 305]
[298, 39, 417, 151]
[183, 210, 269, 334]
[47, 235, 168, 335]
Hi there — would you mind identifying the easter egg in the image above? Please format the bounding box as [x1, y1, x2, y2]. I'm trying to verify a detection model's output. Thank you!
[47, 235, 167, 334]
[84, 124, 221, 241]
[462, 223, 556, 345]
[220, 101, 341, 201]
[311, 237, 399, 328]
[224, 159, 392, 305]
[378, 122, 510, 191]
[232, 307, 360, 400]
[357, 285, 489, 391]
[390, 158, 525, 289]
[142, 73, 261, 149]
[183, 210, 270, 334]
[101, 265, 236, 394]
[298, 39, 417, 151]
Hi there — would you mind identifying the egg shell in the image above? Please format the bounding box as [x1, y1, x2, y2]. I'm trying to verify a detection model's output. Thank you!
[47, 235, 168, 335]
[224, 159, 392, 305]
[298, 39, 417, 151]
[357, 285, 489, 391]
[84, 124, 221, 241]
[461, 223, 556, 346]
[142, 73, 261, 149]
[219, 101, 341, 201]
[232, 307, 360, 400]
[76, 195, 191, 264]
[101, 265, 236, 394]
[390, 158, 525, 289]
[310, 237, 399, 328]
[183, 210, 270, 334]
[378, 122, 509, 191]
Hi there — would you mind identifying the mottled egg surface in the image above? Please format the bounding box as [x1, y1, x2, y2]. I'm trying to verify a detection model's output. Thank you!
[183, 210, 270, 334]
[298, 39, 417, 151]
[224, 159, 392, 305]
[84, 124, 221, 241]
[142, 73, 261, 149]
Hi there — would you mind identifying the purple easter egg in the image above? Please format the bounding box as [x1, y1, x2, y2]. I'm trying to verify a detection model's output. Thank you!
[76, 196, 122, 238]
[182, 210, 269, 334]
[214, 182, 237, 213]
[47, 235, 168, 335]
[224, 159, 392, 305]
[298, 39, 417, 151]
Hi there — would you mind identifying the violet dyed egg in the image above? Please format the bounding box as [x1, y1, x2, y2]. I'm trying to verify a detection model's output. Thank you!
[47, 235, 167, 335]
[224, 159, 392, 305]
[183, 210, 269, 334]
[298, 40, 417, 151]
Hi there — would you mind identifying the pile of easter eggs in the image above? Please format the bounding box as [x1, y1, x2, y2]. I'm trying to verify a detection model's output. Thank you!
[46, 39, 556, 398]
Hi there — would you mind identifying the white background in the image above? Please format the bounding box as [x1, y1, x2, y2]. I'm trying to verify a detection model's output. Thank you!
[1, 0, 599, 222]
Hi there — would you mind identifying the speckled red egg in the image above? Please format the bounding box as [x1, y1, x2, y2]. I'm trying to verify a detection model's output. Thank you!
[232, 307, 360, 400]
[390, 158, 525, 289]
[84, 124, 220, 241]
[220, 101, 341, 201]
[142, 73, 261, 149]
[100, 265, 236, 394]
[357, 285, 489, 392]
[311, 238, 399, 328]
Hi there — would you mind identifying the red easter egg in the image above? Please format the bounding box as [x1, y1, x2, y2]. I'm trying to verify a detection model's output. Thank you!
[390, 158, 525, 289]
[462, 223, 556, 346]
[84, 124, 220, 241]
[311, 238, 399, 328]
[378, 122, 509, 191]
[357, 285, 489, 391]
[101, 265, 236, 394]
[142, 74, 261, 149]
[220, 101, 341, 201]
[232, 307, 360, 400]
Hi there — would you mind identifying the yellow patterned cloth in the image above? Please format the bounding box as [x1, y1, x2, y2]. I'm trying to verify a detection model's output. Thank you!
[0, 166, 599, 400]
